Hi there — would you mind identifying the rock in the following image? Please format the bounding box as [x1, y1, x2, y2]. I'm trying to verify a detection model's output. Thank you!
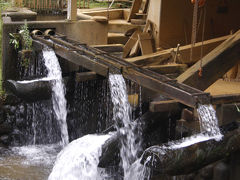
[0, 135, 10, 145]
[3, 94, 21, 106]
[230, 152, 240, 180]
[2, 105, 16, 115]
[0, 111, 4, 124]
[19, 105, 25, 115]
[200, 164, 214, 180]
[0, 123, 13, 135]
[213, 162, 230, 180]
[16, 118, 25, 127]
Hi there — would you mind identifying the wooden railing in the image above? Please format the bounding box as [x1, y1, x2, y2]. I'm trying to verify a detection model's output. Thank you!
[14, 0, 90, 11]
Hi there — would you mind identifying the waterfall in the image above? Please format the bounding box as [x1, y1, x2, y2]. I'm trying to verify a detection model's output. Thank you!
[197, 104, 222, 139]
[108, 74, 142, 179]
[42, 48, 69, 146]
[48, 73, 147, 180]
[48, 134, 114, 180]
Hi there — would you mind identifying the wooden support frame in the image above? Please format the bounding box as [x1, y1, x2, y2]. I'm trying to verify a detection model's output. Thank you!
[75, 72, 104, 82]
[177, 30, 240, 91]
[127, 0, 143, 22]
[33, 35, 211, 108]
[150, 94, 240, 112]
[125, 35, 230, 66]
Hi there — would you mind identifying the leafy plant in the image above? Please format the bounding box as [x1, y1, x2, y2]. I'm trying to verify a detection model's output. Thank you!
[19, 20, 32, 50]
[9, 33, 20, 50]
[21, 57, 30, 68]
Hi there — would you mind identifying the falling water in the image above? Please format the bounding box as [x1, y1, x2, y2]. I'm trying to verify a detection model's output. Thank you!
[108, 74, 143, 179]
[42, 48, 69, 146]
[47, 74, 146, 180]
[48, 133, 114, 180]
[197, 104, 222, 139]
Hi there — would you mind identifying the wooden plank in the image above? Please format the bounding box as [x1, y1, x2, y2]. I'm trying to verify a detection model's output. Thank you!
[177, 30, 240, 91]
[146, 0, 161, 47]
[32, 37, 109, 76]
[131, 19, 146, 25]
[91, 44, 123, 53]
[150, 100, 181, 112]
[129, 39, 140, 57]
[144, 64, 188, 75]
[122, 68, 210, 108]
[142, 0, 150, 13]
[212, 94, 240, 105]
[127, 0, 143, 22]
[138, 32, 153, 55]
[142, 127, 240, 175]
[125, 35, 230, 65]
[33, 35, 210, 108]
[150, 94, 240, 113]
[107, 32, 129, 44]
[123, 30, 140, 58]
[75, 72, 103, 82]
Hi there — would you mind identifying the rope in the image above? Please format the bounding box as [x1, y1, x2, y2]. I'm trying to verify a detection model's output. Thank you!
[199, 5, 207, 77]
[190, 0, 199, 63]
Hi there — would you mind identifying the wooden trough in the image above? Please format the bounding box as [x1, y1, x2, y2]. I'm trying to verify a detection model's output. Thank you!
[32, 34, 211, 108]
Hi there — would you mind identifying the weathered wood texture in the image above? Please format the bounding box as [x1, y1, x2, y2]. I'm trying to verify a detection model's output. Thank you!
[127, 0, 142, 22]
[91, 44, 123, 53]
[150, 94, 240, 113]
[75, 72, 104, 82]
[149, 100, 181, 113]
[5, 80, 52, 102]
[125, 35, 229, 65]
[177, 30, 240, 91]
[123, 30, 141, 58]
[146, 0, 161, 47]
[141, 127, 240, 175]
[138, 32, 154, 55]
[33, 35, 211, 107]
[144, 64, 187, 75]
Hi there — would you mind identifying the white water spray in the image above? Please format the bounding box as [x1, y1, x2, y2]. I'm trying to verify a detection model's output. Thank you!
[48, 134, 113, 180]
[197, 104, 222, 139]
[108, 74, 142, 179]
[43, 48, 69, 146]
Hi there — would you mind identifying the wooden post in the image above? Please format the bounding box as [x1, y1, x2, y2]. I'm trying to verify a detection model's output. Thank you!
[67, 0, 77, 21]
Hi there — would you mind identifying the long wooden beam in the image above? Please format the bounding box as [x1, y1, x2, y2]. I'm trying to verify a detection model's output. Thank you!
[32, 35, 211, 107]
[33, 37, 110, 76]
[75, 72, 104, 82]
[177, 30, 240, 91]
[141, 126, 240, 175]
[144, 64, 188, 75]
[125, 35, 230, 66]
[150, 94, 240, 112]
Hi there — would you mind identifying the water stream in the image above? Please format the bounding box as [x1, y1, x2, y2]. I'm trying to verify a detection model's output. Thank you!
[0, 48, 225, 179]
[108, 74, 142, 178]
[42, 48, 69, 146]
[48, 134, 114, 180]
[47, 74, 148, 180]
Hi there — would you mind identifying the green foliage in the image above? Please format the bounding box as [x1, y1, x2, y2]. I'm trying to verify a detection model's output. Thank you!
[9, 33, 20, 50]
[19, 20, 32, 50]
[21, 57, 30, 68]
